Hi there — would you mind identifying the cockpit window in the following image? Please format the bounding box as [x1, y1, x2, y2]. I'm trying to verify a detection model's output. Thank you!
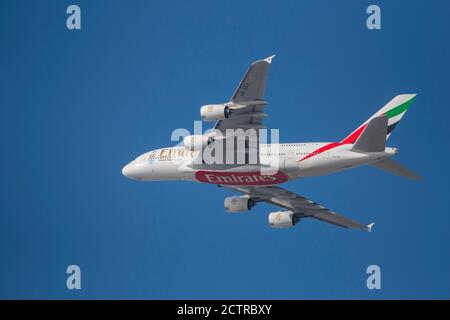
[136, 154, 147, 161]
[135, 150, 158, 162]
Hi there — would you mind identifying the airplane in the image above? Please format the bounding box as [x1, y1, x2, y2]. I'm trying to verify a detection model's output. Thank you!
[122, 56, 420, 232]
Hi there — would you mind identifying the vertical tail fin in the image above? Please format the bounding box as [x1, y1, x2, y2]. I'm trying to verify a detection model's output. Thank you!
[341, 94, 416, 144]
[351, 115, 388, 152]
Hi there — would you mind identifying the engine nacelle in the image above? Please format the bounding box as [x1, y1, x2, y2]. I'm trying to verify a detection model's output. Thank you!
[183, 135, 211, 150]
[268, 210, 299, 228]
[224, 196, 255, 213]
[200, 104, 230, 121]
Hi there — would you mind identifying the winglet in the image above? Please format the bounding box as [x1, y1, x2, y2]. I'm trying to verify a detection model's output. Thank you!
[264, 55, 276, 64]
[366, 223, 375, 232]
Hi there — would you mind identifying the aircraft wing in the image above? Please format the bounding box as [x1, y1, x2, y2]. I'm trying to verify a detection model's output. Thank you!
[226, 185, 374, 231]
[214, 55, 275, 134]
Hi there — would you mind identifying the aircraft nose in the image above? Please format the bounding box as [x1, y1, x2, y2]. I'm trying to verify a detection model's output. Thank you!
[122, 162, 137, 179]
[122, 162, 144, 180]
[122, 163, 131, 177]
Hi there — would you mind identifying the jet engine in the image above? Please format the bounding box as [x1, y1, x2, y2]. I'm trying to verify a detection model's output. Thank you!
[268, 210, 299, 228]
[200, 104, 230, 121]
[224, 196, 255, 213]
[183, 135, 212, 150]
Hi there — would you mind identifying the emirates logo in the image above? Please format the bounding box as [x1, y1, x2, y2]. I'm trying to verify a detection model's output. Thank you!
[195, 171, 288, 186]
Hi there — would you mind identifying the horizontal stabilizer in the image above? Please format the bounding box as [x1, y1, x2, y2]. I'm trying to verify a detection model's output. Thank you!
[351, 116, 388, 152]
[371, 158, 421, 180]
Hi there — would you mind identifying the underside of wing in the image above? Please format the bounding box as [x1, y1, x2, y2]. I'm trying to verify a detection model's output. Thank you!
[214, 56, 275, 134]
[231, 55, 274, 103]
[226, 185, 373, 231]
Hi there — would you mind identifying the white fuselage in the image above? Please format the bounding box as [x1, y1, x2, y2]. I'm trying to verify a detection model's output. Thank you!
[122, 142, 397, 186]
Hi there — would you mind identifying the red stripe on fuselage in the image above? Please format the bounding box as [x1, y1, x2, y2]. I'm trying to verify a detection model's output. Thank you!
[299, 142, 340, 161]
[340, 123, 367, 144]
[299, 123, 368, 162]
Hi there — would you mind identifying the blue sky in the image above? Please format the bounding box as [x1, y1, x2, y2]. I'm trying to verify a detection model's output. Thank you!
[1, 0, 449, 299]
